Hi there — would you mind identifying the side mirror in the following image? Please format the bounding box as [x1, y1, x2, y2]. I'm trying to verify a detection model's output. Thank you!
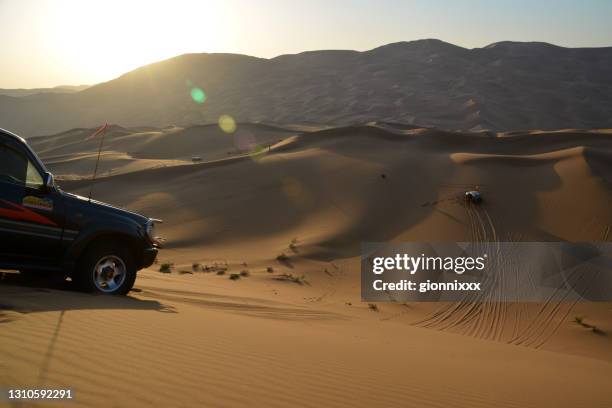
[43, 172, 55, 192]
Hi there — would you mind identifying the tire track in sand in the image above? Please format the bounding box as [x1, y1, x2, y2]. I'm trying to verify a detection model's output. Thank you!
[415, 199, 582, 349]
[415, 200, 508, 342]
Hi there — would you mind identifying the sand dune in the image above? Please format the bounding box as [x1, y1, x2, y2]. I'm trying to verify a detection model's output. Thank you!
[2, 124, 611, 407]
[28, 123, 297, 179]
[58, 125, 612, 251]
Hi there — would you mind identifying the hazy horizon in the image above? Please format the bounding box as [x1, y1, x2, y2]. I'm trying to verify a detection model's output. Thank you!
[1, 0, 612, 89]
[5, 38, 612, 91]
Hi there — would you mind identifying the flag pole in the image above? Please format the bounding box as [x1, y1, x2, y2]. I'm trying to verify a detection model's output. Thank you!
[88, 123, 108, 201]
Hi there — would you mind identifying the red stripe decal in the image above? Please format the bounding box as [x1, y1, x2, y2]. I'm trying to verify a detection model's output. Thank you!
[0, 199, 58, 227]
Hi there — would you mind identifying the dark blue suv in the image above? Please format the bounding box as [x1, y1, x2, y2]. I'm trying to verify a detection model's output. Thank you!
[0, 128, 160, 294]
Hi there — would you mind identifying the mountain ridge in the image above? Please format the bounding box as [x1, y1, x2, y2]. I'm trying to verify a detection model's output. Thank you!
[2, 39, 612, 136]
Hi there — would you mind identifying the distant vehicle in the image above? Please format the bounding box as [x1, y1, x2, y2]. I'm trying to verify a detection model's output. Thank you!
[465, 190, 482, 203]
[191, 156, 202, 162]
[0, 128, 161, 295]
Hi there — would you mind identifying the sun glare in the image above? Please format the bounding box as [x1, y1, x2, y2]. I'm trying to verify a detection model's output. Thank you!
[46, 0, 225, 83]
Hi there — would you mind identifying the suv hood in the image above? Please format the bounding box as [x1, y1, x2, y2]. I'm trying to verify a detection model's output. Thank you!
[61, 191, 149, 225]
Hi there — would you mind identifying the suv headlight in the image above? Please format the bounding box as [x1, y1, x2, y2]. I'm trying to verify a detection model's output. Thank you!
[146, 218, 163, 244]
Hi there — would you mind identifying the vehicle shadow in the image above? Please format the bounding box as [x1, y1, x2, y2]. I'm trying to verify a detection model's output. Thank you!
[0, 272, 175, 317]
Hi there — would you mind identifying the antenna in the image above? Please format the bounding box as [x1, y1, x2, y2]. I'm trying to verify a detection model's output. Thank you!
[88, 123, 109, 201]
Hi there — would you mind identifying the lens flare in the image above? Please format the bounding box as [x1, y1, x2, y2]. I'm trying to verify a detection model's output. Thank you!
[249, 144, 268, 163]
[218, 115, 236, 133]
[190, 88, 206, 104]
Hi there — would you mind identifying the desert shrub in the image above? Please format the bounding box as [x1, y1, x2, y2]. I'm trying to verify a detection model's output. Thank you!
[229, 273, 240, 280]
[159, 263, 173, 273]
[574, 316, 606, 335]
[203, 262, 228, 274]
[274, 273, 308, 285]
[276, 253, 289, 261]
[289, 238, 298, 251]
[240, 270, 250, 277]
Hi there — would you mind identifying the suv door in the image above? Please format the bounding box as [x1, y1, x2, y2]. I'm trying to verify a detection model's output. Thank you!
[0, 136, 64, 269]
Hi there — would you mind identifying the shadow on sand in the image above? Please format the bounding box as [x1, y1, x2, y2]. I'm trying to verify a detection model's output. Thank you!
[0, 272, 175, 318]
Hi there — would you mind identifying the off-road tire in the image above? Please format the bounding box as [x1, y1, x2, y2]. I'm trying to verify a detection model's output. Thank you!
[73, 243, 137, 295]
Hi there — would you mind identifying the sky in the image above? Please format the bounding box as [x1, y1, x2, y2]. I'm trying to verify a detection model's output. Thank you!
[1, 0, 611, 88]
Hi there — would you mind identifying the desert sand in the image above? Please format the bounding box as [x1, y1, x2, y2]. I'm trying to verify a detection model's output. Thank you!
[1, 123, 611, 407]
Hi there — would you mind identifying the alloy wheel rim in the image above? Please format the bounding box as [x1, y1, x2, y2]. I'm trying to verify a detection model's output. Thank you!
[93, 255, 126, 293]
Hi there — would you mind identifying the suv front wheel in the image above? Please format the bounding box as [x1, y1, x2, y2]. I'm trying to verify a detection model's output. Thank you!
[74, 243, 137, 295]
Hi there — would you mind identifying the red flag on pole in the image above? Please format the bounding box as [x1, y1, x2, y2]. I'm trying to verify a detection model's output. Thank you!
[85, 123, 108, 141]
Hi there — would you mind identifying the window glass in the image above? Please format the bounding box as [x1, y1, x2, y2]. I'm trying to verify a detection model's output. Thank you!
[0, 143, 43, 188]
[26, 160, 43, 188]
